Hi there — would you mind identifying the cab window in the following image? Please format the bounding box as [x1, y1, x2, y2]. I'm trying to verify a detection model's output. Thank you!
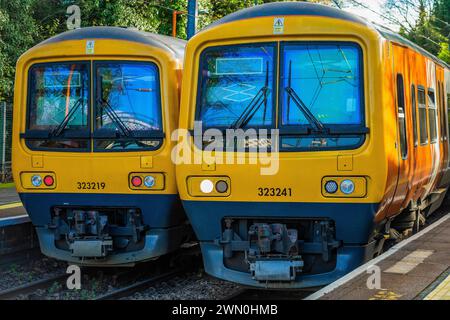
[26, 62, 90, 150]
[94, 62, 163, 151]
[196, 43, 276, 129]
[279, 42, 365, 150]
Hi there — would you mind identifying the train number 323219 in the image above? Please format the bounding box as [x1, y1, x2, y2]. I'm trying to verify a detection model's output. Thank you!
[76, 182, 106, 190]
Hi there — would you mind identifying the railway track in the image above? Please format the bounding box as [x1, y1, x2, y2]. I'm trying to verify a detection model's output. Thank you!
[0, 264, 191, 300]
[224, 288, 248, 300]
[95, 267, 185, 300]
[0, 244, 202, 300]
[0, 248, 42, 270]
[0, 273, 68, 300]
[0, 206, 447, 300]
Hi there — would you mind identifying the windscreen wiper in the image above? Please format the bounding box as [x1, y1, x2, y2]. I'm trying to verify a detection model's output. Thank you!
[285, 59, 327, 134]
[284, 87, 327, 133]
[51, 98, 83, 137]
[230, 87, 270, 130]
[230, 61, 270, 130]
[96, 98, 131, 137]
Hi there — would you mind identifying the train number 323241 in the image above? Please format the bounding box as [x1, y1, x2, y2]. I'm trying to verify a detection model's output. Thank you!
[257, 187, 292, 197]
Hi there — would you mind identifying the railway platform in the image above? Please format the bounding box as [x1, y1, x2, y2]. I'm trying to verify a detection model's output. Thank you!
[0, 185, 34, 254]
[306, 213, 450, 300]
[0, 185, 21, 204]
[0, 185, 27, 222]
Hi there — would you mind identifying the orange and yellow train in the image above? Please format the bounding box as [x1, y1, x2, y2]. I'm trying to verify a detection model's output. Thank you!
[176, 2, 450, 288]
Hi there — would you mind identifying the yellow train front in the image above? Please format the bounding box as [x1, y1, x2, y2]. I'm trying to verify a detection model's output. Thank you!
[12, 27, 188, 266]
[176, 3, 450, 288]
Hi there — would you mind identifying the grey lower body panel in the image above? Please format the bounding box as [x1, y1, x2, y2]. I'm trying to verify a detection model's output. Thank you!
[35, 225, 187, 266]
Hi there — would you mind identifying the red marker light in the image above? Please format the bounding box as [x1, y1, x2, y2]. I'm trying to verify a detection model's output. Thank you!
[131, 176, 142, 187]
[43, 175, 54, 186]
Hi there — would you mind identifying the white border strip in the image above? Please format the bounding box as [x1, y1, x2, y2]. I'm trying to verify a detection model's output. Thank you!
[305, 213, 450, 300]
[0, 214, 30, 227]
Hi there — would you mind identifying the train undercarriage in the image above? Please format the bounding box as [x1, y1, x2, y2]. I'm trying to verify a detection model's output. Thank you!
[219, 218, 341, 282]
[50, 207, 148, 259]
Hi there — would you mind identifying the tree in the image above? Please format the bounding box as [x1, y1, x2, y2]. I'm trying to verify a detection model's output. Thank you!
[431, 0, 450, 63]
[0, 0, 38, 102]
[438, 42, 450, 62]
[0, 0, 178, 100]
[432, 0, 450, 42]
[383, 0, 449, 63]
[207, 0, 339, 22]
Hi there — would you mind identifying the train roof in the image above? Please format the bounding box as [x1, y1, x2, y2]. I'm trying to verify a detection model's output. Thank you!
[206, 2, 449, 69]
[38, 26, 186, 60]
[375, 25, 450, 69]
[208, 1, 367, 27]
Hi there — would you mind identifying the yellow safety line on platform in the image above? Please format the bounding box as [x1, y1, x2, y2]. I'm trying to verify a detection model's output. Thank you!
[0, 202, 22, 210]
[424, 275, 450, 300]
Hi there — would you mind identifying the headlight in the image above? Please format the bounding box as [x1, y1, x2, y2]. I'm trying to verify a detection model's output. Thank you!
[215, 180, 229, 193]
[200, 179, 214, 194]
[31, 175, 42, 187]
[143, 175, 155, 188]
[324, 180, 338, 194]
[340, 179, 355, 194]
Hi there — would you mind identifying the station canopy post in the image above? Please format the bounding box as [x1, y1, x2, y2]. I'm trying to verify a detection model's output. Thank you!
[187, 0, 198, 39]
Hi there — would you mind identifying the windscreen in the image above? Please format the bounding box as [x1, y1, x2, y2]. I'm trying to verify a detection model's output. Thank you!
[27, 62, 89, 149]
[94, 62, 163, 151]
[197, 43, 276, 129]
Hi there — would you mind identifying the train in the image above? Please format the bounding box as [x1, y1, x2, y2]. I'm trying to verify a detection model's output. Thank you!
[11, 27, 188, 266]
[175, 2, 450, 288]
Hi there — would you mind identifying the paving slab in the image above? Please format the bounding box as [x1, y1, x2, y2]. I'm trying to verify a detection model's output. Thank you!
[0, 186, 20, 205]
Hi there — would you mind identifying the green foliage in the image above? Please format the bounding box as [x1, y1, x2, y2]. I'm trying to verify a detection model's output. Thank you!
[0, 0, 38, 102]
[0, 0, 448, 102]
[208, 0, 254, 21]
[385, 0, 450, 64]
[0, 0, 177, 101]
[438, 42, 450, 62]
[405, 4, 444, 56]
[208, 0, 335, 21]
[432, 0, 450, 42]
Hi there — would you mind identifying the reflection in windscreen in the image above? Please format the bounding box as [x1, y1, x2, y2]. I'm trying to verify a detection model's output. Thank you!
[28, 63, 89, 130]
[27, 63, 89, 150]
[96, 62, 161, 131]
[95, 62, 163, 151]
[280, 43, 364, 150]
[197, 44, 276, 128]
[281, 44, 362, 126]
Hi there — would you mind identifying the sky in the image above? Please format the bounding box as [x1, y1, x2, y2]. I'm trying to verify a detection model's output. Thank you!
[342, 0, 412, 32]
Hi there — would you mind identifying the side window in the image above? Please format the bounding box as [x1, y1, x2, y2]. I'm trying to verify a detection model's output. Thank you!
[411, 84, 418, 147]
[428, 89, 437, 143]
[441, 82, 447, 140]
[438, 81, 446, 141]
[448, 92, 450, 142]
[397, 74, 407, 159]
[418, 87, 428, 145]
[437, 82, 442, 140]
